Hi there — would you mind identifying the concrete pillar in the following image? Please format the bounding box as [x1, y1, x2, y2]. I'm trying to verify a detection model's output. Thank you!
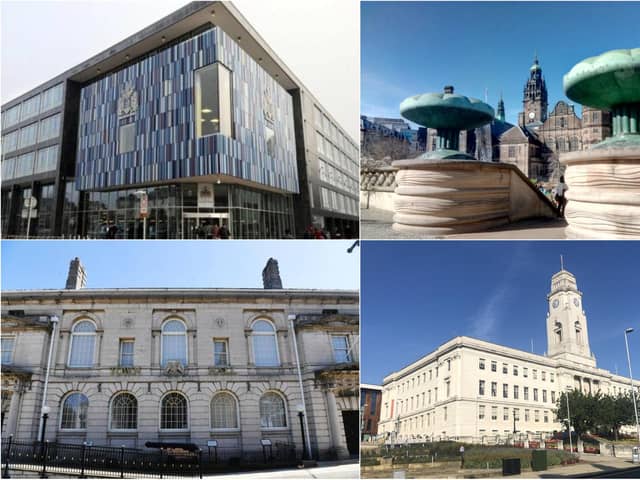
[326, 390, 348, 458]
[6, 388, 21, 436]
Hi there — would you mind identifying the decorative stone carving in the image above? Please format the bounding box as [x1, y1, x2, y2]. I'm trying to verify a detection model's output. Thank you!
[262, 258, 282, 289]
[117, 83, 138, 119]
[215, 317, 225, 328]
[164, 361, 185, 376]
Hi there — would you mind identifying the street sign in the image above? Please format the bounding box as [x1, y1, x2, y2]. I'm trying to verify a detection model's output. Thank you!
[139, 193, 148, 218]
[21, 208, 38, 219]
[23, 196, 37, 209]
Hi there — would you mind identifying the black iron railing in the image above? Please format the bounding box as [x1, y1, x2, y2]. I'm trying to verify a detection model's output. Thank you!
[1, 436, 297, 478]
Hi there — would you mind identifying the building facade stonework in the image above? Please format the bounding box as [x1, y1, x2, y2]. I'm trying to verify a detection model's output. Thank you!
[377, 267, 638, 443]
[0, 260, 359, 461]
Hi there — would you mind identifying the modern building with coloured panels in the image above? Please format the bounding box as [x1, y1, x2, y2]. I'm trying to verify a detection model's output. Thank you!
[1, 1, 359, 239]
[1, 258, 360, 460]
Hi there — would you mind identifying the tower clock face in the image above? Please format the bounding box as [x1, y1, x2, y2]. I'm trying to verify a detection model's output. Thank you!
[529, 111, 536, 120]
[574, 298, 579, 307]
[552, 299, 559, 308]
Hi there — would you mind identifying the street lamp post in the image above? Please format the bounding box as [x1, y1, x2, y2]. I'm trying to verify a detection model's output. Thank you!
[296, 404, 307, 461]
[40, 406, 50, 443]
[38, 315, 58, 442]
[565, 387, 573, 454]
[624, 328, 640, 443]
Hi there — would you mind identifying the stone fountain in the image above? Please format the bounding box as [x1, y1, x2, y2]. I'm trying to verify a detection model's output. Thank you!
[561, 48, 640, 238]
[392, 86, 556, 235]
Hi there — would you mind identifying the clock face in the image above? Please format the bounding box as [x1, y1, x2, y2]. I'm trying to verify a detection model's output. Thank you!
[574, 298, 579, 307]
[552, 299, 559, 308]
[528, 111, 536, 119]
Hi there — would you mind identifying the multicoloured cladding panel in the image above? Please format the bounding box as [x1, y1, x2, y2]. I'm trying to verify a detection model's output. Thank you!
[76, 28, 299, 193]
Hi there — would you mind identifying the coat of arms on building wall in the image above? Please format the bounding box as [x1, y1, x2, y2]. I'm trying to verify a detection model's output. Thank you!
[263, 90, 275, 125]
[117, 83, 139, 119]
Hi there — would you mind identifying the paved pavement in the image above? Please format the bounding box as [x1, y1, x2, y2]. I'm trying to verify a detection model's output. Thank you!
[200, 460, 359, 479]
[361, 207, 567, 240]
[516, 454, 640, 478]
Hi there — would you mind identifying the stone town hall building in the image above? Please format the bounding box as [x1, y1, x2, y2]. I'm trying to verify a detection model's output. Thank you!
[377, 265, 638, 443]
[0, 258, 359, 460]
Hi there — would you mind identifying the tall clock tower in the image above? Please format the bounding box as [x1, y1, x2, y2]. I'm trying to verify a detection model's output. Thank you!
[518, 54, 548, 127]
[545, 263, 596, 367]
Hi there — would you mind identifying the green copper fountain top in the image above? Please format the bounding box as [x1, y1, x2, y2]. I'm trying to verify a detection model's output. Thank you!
[563, 48, 640, 110]
[400, 86, 495, 130]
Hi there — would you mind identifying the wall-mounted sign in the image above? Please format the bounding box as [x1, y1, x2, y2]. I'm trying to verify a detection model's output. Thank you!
[198, 183, 214, 209]
[118, 83, 139, 119]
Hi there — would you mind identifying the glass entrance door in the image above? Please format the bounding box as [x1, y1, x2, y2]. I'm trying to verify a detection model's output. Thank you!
[182, 212, 230, 239]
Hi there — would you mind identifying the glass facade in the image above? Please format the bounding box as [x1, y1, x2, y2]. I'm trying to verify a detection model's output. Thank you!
[80, 182, 293, 239]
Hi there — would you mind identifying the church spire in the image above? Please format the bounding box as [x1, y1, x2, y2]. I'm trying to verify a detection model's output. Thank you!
[497, 91, 505, 122]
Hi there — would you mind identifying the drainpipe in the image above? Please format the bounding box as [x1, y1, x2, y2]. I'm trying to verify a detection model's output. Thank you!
[38, 315, 59, 441]
[288, 314, 313, 460]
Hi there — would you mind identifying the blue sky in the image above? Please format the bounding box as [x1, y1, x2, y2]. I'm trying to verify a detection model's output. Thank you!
[1, 241, 359, 291]
[361, 241, 640, 385]
[361, 2, 640, 126]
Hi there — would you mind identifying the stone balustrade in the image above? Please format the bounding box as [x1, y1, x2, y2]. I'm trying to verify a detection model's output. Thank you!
[360, 167, 398, 211]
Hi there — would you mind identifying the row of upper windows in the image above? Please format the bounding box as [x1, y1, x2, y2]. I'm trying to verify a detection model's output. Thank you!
[318, 159, 359, 195]
[479, 358, 555, 382]
[2, 83, 64, 130]
[313, 105, 357, 161]
[5, 319, 352, 368]
[395, 358, 452, 394]
[316, 131, 358, 179]
[320, 187, 358, 217]
[2, 114, 61, 155]
[478, 405, 552, 423]
[1, 145, 59, 181]
[57, 390, 288, 432]
[478, 380, 556, 403]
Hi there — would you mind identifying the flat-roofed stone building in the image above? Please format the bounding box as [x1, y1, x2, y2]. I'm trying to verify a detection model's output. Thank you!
[377, 266, 638, 444]
[1, 258, 359, 460]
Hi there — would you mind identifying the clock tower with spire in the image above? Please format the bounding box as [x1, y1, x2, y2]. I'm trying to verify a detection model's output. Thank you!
[545, 258, 596, 367]
[518, 53, 548, 127]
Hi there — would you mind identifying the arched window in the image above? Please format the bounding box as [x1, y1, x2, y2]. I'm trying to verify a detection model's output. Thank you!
[161, 320, 187, 367]
[575, 321, 582, 345]
[160, 392, 188, 430]
[68, 321, 96, 367]
[210, 392, 238, 429]
[110, 392, 137, 430]
[260, 392, 286, 428]
[252, 320, 279, 367]
[60, 393, 89, 429]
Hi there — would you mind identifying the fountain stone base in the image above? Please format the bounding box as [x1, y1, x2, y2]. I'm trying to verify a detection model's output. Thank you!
[391, 159, 557, 235]
[561, 146, 640, 239]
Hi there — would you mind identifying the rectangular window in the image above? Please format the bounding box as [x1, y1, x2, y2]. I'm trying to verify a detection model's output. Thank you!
[533, 369, 537, 380]
[503, 363, 508, 374]
[524, 387, 529, 400]
[20, 95, 40, 121]
[38, 114, 61, 141]
[550, 373, 555, 383]
[525, 409, 530, 421]
[534, 388, 539, 402]
[444, 406, 447, 422]
[195, 63, 233, 138]
[491, 360, 497, 372]
[446, 380, 450, 397]
[118, 122, 135, 154]
[14, 152, 35, 178]
[35, 145, 59, 174]
[523, 367, 528, 378]
[514, 385, 519, 399]
[1, 337, 15, 364]
[118, 339, 134, 367]
[503, 408, 509, 421]
[1, 157, 16, 180]
[18, 123, 38, 149]
[551, 391, 556, 403]
[3, 104, 21, 129]
[2, 131, 19, 154]
[503, 383, 508, 399]
[513, 366, 518, 376]
[514, 408, 520, 421]
[491, 406, 497, 421]
[534, 410, 540, 422]
[40, 84, 64, 113]
[370, 392, 377, 415]
[434, 387, 438, 402]
[479, 380, 485, 395]
[491, 381, 497, 397]
[479, 405, 485, 420]
[543, 390, 547, 403]
[332, 335, 351, 363]
[314, 106, 322, 127]
[447, 359, 451, 371]
[214, 338, 229, 366]
[479, 358, 485, 370]
[542, 371, 546, 381]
